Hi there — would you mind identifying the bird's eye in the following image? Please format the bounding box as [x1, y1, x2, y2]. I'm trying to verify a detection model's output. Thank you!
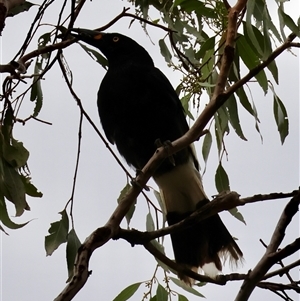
[113, 36, 119, 42]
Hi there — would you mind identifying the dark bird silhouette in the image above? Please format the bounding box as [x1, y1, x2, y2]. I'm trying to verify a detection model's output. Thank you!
[70, 28, 243, 284]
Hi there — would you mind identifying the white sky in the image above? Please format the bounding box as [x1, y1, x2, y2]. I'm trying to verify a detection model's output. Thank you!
[1, 1, 299, 301]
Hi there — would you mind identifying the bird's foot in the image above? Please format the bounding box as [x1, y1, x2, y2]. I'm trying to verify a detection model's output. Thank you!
[131, 170, 150, 191]
[155, 138, 175, 166]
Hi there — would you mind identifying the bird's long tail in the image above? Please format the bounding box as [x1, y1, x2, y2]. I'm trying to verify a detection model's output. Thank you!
[154, 155, 243, 285]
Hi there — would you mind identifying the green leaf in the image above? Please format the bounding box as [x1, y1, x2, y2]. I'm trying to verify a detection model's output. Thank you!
[0, 194, 29, 230]
[266, 60, 279, 85]
[225, 94, 247, 141]
[236, 86, 262, 140]
[79, 43, 108, 69]
[200, 46, 214, 81]
[156, 284, 168, 301]
[215, 163, 230, 193]
[176, 0, 216, 18]
[20, 175, 43, 198]
[66, 229, 82, 281]
[159, 39, 172, 63]
[272, 91, 289, 144]
[277, 7, 300, 37]
[7, 1, 36, 17]
[2, 106, 13, 141]
[201, 131, 212, 174]
[30, 61, 43, 117]
[180, 93, 194, 120]
[236, 35, 268, 94]
[45, 210, 69, 256]
[264, 7, 282, 42]
[146, 212, 155, 231]
[235, 87, 253, 116]
[151, 240, 170, 272]
[243, 22, 264, 58]
[196, 36, 215, 60]
[174, 0, 200, 13]
[178, 294, 189, 301]
[0, 223, 9, 235]
[252, 100, 263, 142]
[153, 189, 167, 225]
[117, 183, 136, 227]
[1, 162, 29, 216]
[214, 106, 229, 154]
[170, 277, 205, 297]
[245, 0, 264, 57]
[229, 207, 246, 225]
[3, 138, 29, 168]
[262, 11, 273, 60]
[112, 282, 142, 301]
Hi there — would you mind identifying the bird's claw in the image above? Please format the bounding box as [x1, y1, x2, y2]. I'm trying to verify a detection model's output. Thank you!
[155, 138, 175, 166]
[131, 170, 150, 191]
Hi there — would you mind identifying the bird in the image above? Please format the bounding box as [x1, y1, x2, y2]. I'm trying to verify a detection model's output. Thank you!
[70, 28, 243, 285]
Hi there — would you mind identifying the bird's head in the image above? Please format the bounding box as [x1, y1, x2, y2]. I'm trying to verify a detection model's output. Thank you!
[70, 28, 153, 67]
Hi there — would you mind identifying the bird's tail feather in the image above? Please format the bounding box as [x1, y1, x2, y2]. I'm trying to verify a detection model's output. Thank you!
[154, 158, 243, 285]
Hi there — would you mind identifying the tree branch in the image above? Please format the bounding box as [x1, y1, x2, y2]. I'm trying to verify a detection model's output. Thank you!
[257, 281, 300, 294]
[263, 259, 300, 280]
[234, 193, 300, 301]
[115, 190, 299, 246]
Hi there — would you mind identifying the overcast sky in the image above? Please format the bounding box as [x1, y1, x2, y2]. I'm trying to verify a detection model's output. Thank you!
[1, 1, 299, 301]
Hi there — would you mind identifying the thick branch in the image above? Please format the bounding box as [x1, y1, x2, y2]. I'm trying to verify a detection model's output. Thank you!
[234, 193, 300, 301]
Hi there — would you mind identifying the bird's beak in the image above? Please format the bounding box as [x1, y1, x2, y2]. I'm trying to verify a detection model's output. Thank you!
[70, 28, 103, 42]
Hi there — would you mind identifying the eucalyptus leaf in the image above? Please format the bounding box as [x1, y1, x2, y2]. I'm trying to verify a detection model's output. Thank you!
[20, 175, 43, 198]
[153, 189, 167, 225]
[146, 212, 155, 232]
[3, 138, 29, 168]
[170, 277, 205, 297]
[1, 162, 29, 216]
[226, 94, 247, 141]
[66, 229, 82, 281]
[201, 131, 212, 174]
[236, 35, 268, 94]
[178, 294, 189, 301]
[30, 60, 43, 117]
[7, 1, 36, 17]
[229, 207, 246, 224]
[272, 91, 289, 144]
[45, 210, 69, 256]
[156, 284, 168, 301]
[0, 194, 29, 230]
[159, 39, 172, 63]
[215, 163, 230, 193]
[112, 282, 142, 301]
[117, 183, 136, 227]
[277, 7, 300, 37]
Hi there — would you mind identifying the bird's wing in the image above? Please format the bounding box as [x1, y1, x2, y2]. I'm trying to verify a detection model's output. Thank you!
[97, 64, 191, 171]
